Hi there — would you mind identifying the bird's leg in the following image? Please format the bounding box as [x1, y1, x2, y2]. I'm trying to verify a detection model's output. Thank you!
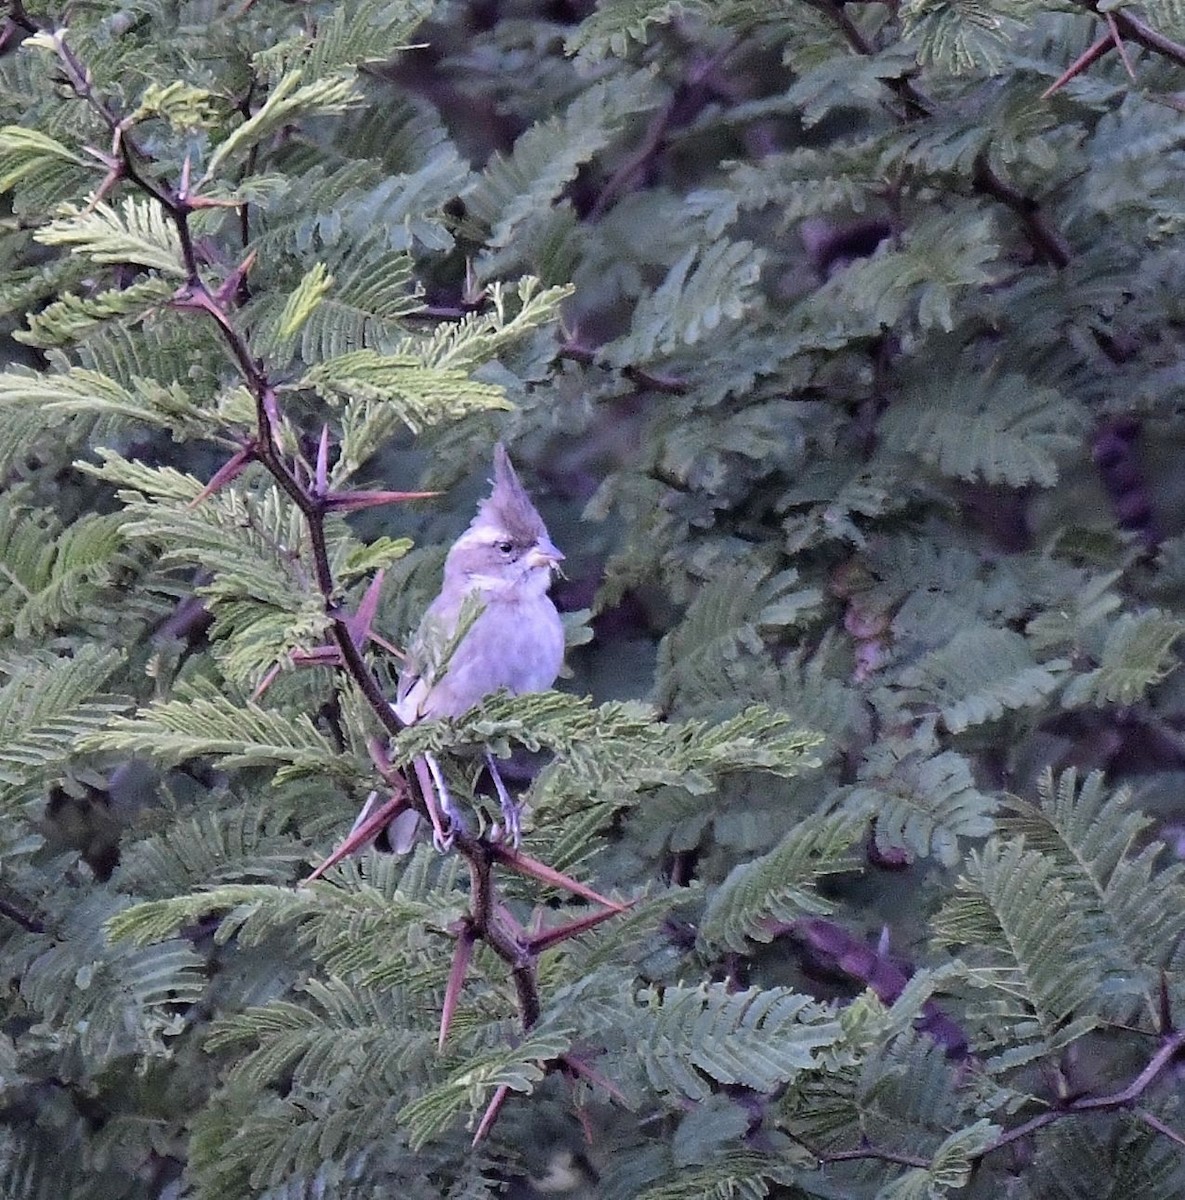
[484, 750, 522, 848]
[420, 751, 465, 851]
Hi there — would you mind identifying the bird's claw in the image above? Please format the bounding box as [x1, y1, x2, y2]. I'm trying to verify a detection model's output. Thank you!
[485, 750, 522, 849]
[435, 792, 467, 852]
[499, 798, 522, 848]
[419, 751, 467, 853]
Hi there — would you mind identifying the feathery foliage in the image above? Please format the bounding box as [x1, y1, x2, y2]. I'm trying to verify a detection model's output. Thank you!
[3, 0, 1185, 1197]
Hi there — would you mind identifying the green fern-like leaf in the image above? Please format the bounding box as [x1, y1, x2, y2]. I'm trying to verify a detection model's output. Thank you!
[205, 72, 361, 179]
[845, 744, 997, 866]
[898, 626, 1069, 733]
[299, 0, 430, 75]
[464, 70, 663, 252]
[603, 238, 765, 365]
[636, 983, 845, 1101]
[455, 694, 822, 814]
[0, 647, 127, 797]
[301, 351, 509, 433]
[15, 277, 174, 348]
[331, 277, 568, 476]
[80, 690, 355, 784]
[1025, 1118, 1185, 1200]
[686, 146, 877, 238]
[19, 891, 205, 1071]
[398, 1028, 573, 1148]
[1062, 609, 1185, 707]
[783, 1022, 965, 1159]
[880, 370, 1086, 487]
[932, 838, 1101, 1061]
[878, 1119, 1000, 1198]
[107, 852, 466, 951]
[901, 0, 1023, 75]
[0, 363, 174, 428]
[564, 0, 705, 61]
[296, 243, 421, 365]
[86, 451, 339, 681]
[395, 277, 572, 372]
[1152, 0, 1185, 38]
[276, 261, 334, 342]
[655, 565, 824, 714]
[35, 198, 186, 276]
[206, 976, 441, 1092]
[0, 499, 130, 639]
[815, 211, 1001, 335]
[114, 806, 313, 897]
[999, 769, 1185, 1020]
[632, 1151, 803, 1200]
[697, 813, 863, 951]
[0, 124, 86, 191]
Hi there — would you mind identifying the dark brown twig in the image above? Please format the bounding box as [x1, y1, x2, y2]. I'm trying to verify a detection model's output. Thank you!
[1088, 4, 1185, 68]
[1105, 12, 1137, 80]
[804, 1027, 1185, 1170]
[558, 340, 688, 395]
[809, 1144, 931, 1168]
[34, 17, 558, 1040]
[1045, 7, 1185, 94]
[813, 0, 1072, 268]
[971, 152, 1072, 269]
[1040, 33, 1113, 100]
[1136, 1109, 1185, 1152]
[980, 1028, 1185, 1158]
[587, 38, 739, 220]
[439, 922, 477, 1049]
[0, 895, 45, 933]
[471, 1083, 510, 1146]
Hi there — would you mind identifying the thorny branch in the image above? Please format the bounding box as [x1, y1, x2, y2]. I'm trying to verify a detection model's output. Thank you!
[17, 13, 629, 1052]
[586, 37, 740, 221]
[15, 0, 1185, 1171]
[1078, 1, 1185, 68]
[821, 0, 1185, 266]
[558, 340, 688, 395]
[794, 1025, 1185, 1174]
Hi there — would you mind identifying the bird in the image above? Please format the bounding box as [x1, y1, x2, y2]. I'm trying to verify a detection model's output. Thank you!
[354, 443, 565, 852]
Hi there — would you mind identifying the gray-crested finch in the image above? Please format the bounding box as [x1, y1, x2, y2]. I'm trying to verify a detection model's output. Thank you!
[355, 443, 565, 851]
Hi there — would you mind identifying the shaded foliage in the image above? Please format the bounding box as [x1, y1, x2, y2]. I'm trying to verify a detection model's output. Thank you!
[2, 1, 1185, 1198]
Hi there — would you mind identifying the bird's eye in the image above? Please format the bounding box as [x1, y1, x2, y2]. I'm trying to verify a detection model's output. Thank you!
[495, 540, 514, 555]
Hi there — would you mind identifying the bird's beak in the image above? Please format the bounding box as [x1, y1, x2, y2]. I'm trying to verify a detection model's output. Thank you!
[526, 538, 565, 571]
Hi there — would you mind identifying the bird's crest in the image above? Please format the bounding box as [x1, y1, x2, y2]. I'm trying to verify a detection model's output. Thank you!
[473, 443, 548, 543]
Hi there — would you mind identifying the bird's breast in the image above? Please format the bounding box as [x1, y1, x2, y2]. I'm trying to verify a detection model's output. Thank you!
[406, 594, 564, 721]
[478, 594, 565, 693]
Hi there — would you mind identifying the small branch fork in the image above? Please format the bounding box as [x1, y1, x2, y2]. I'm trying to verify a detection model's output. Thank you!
[784, 917, 1185, 1169]
[18, 8, 625, 1097]
[815, 0, 1185, 266]
[813, 0, 1073, 268]
[799, 1027, 1185, 1172]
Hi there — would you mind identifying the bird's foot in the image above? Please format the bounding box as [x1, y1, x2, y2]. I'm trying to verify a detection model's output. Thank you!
[423, 751, 465, 852]
[485, 751, 522, 849]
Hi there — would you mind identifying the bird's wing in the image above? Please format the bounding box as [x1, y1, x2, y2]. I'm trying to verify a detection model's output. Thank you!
[392, 591, 465, 724]
[393, 620, 432, 723]
[392, 661, 429, 724]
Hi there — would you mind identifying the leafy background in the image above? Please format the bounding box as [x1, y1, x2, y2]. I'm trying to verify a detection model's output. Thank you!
[3, 0, 1185, 1197]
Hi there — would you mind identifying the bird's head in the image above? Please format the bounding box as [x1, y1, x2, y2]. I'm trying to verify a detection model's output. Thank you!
[443, 444, 564, 599]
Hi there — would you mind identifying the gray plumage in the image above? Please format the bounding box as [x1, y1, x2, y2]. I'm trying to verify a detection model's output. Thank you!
[394, 443, 565, 723]
[368, 444, 565, 850]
